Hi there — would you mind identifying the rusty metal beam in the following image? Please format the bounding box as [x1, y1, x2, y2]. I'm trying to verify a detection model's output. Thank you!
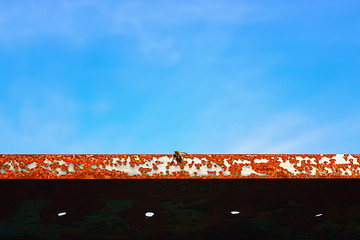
[1, 154, 360, 179]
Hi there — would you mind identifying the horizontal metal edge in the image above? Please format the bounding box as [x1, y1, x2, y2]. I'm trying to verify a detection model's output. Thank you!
[0, 154, 359, 179]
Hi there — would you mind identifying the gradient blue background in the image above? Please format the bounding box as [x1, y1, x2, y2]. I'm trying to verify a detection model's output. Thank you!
[0, 0, 359, 154]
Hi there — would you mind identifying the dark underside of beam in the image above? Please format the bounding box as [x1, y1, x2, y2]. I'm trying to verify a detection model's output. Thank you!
[0, 180, 359, 240]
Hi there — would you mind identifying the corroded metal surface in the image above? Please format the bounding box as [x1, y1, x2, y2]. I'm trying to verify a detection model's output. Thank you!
[0, 154, 360, 179]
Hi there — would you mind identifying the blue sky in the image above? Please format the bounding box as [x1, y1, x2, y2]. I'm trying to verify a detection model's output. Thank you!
[0, 0, 359, 154]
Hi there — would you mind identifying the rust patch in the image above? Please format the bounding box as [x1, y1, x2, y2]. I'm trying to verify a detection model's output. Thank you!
[0, 154, 360, 179]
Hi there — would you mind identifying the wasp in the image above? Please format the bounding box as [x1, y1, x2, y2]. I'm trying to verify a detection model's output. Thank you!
[171, 150, 187, 164]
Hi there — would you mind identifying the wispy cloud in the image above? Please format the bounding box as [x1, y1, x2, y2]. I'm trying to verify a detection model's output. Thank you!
[0, 80, 77, 153]
[0, 87, 134, 153]
[0, 0, 265, 62]
[228, 111, 360, 154]
[0, 0, 259, 39]
[0, 77, 139, 153]
[1, 0, 359, 154]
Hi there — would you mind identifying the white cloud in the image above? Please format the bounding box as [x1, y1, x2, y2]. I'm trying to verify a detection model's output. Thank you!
[0, 79, 137, 153]
[0, 81, 78, 153]
[227, 109, 360, 154]
[0, 0, 258, 38]
[0, 0, 266, 63]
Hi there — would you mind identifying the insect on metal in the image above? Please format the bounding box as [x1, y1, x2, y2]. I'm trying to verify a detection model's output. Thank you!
[171, 150, 188, 164]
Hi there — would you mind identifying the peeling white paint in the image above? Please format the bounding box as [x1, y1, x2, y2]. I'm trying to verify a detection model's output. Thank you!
[54, 167, 67, 177]
[348, 155, 359, 165]
[58, 160, 66, 165]
[319, 156, 331, 164]
[310, 167, 318, 176]
[43, 159, 52, 165]
[222, 158, 231, 170]
[254, 159, 269, 163]
[3, 162, 15, 172]
[27, 162, 37, 169]
[241, 165, 267, 177]
[278, 158, 301, 175]
[333, 154, 351, 164]
[233, 159, 252, 164]
[68, 163, 75, 173]
[295, 156, 317, 166]
[339, 166, 353, 176]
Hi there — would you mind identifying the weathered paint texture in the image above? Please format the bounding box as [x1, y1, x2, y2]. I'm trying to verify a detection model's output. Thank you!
[0, 154, 360, 179]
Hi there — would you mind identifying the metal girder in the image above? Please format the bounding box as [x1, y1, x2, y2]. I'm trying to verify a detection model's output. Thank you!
[1, 154, 360, 179]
